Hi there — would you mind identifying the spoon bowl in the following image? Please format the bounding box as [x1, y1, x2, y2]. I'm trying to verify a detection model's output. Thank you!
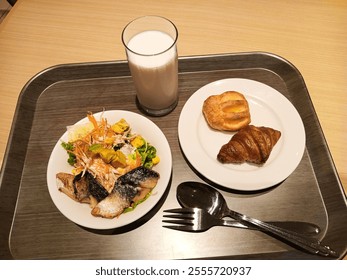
[177, 181, 226, 218]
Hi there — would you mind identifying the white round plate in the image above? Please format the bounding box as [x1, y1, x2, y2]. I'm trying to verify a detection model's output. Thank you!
[178, 78, 305, 191]
[47, 110, 172, 229]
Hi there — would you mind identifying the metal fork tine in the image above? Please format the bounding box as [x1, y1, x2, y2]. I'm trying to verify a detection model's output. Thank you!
[163, 208, 195, 214]
[162, 208, 212, 233]
[162, 219, 193, 226]
[162, 208, 196, 230]
[163, 214, 194, 219]
[162, 225, 193, 231]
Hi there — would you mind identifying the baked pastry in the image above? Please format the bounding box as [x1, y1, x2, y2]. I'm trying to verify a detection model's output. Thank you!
[217, 125, 281, 164]
[202, 91, 251, 131]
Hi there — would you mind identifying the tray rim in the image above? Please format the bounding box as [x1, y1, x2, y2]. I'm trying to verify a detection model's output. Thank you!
[1, 51, 346, 259]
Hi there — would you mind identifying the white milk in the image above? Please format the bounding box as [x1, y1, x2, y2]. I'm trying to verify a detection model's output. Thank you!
[126, 30, 178, 113]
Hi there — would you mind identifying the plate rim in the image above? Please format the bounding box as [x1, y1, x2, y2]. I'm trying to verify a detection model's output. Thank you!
[47, 110, 172, 229]
[178, 78, 306, 191]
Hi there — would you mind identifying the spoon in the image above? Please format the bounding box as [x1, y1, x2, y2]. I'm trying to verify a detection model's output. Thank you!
[177, 181, 320, 236]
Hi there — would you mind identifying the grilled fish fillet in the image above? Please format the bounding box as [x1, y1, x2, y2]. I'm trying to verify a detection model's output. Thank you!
[91, 166, 160, 218]
[56, 172, 90, 203]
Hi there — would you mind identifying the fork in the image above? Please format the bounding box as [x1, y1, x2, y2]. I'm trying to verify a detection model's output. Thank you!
[163, 208, 338, 257]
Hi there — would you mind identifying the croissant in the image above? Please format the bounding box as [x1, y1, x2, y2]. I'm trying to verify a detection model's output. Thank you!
[217, 125, 281, 165]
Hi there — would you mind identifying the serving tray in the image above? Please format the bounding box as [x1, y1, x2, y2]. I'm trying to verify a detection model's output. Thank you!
[0, 53, 346, 259]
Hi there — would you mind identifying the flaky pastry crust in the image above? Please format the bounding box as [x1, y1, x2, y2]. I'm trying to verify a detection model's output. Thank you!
[202, 91, 251, 131]
[217, 125, 281, 165]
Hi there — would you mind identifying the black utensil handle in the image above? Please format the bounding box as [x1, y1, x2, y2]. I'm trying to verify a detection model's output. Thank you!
[229, 210, 338, 257]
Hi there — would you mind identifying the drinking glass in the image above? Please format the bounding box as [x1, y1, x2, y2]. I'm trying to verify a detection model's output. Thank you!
[122, 16, 179, 116]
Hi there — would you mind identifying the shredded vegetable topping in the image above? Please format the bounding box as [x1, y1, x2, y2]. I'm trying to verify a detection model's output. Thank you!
[61, 112, 160, 179]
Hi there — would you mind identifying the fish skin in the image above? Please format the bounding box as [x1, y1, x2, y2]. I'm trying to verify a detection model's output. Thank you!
[116, 166, 160, 190]
[85, 172, 109, 202]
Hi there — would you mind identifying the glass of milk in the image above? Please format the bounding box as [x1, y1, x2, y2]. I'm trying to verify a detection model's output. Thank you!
[122, 16, 178, 116]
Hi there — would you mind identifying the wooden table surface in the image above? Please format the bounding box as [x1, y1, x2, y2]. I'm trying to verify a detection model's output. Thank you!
[0, 0, 346, 259]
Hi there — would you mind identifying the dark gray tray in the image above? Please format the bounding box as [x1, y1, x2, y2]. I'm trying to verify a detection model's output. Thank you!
[0, 53, 346, 259]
